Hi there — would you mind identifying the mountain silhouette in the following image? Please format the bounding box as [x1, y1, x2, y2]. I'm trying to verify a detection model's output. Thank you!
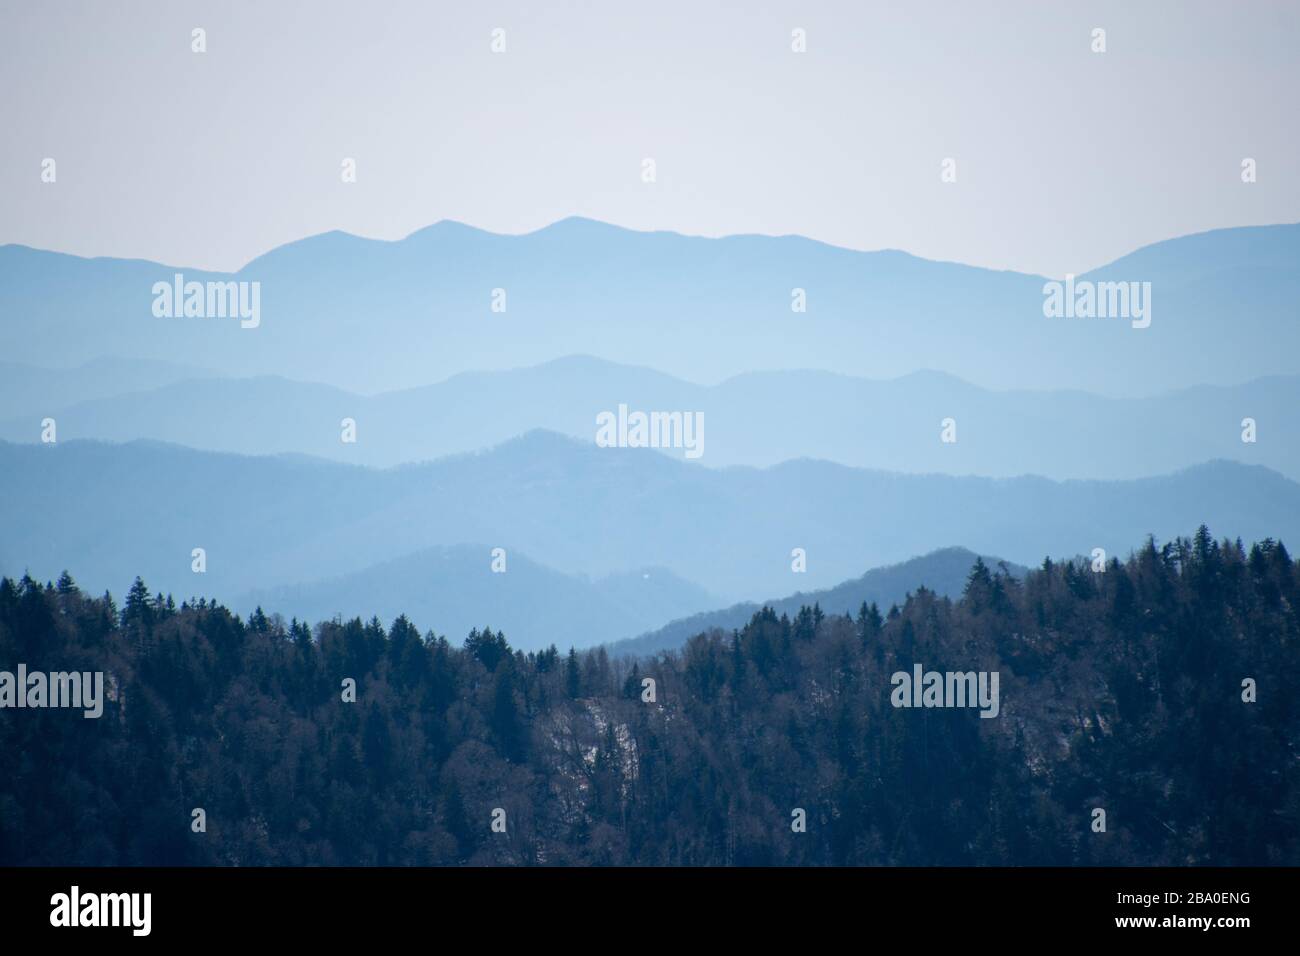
[2, 219, 1296, 394]
[3, 355, 1294, 480]
[607, 546, 1026, 657]
[235, 544, 716, 651]
[3, 434, 1298, 614]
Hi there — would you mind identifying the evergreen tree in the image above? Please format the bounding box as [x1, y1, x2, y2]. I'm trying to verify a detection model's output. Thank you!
[1, 528, 1296, 867]
[565, 646, 581, 699]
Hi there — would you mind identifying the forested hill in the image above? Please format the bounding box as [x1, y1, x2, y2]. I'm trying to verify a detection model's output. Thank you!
[1, 527, 1296, 866]
[608, 546, 1026, 658]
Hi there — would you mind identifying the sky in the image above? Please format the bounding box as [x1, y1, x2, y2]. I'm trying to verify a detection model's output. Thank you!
[1, 0, 1296, 277]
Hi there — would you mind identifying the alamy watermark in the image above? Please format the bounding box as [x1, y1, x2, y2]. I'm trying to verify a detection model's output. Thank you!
[890, 663, 1000, 718]
[152, 273, 261, 328]
[0, 665, 104, 718]
[50, 886, 151, 936]
[595, 404, 704, 459]
[1042, 274, 1151, 329]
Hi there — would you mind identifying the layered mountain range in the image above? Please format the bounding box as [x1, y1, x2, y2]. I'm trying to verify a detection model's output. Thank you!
[2, 219, 1296, 651]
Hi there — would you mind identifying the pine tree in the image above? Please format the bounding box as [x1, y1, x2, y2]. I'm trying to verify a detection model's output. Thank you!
[565, 647, 581, 699]
[490, 668, 526, 762]
[442, 778, 474, 864]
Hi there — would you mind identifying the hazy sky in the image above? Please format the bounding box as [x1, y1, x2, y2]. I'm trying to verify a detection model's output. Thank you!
[2, 0, 1296, 277]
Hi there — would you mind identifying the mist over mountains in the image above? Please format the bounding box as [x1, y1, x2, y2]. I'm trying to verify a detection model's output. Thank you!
[0, 357, 218, 419]
[3, 434, 1298, 651]
[2, 355, 1294, 480]
[235, 545, 716, 652]
[2, 218, 1297, 650]
[5, 0, 1298, 882]
[3, 218, 1297, 396]
[608, 546, 1026, 658]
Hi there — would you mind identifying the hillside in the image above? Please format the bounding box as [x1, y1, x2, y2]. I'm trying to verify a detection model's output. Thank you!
[608, 547, 1027, 657]
[3, 529, 1294, 866]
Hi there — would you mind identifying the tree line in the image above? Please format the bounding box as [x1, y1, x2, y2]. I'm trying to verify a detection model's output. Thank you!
[0, 525, 1296, 865]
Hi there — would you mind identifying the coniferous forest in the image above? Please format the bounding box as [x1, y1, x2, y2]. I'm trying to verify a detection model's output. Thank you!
[1, 527, 1296, 867]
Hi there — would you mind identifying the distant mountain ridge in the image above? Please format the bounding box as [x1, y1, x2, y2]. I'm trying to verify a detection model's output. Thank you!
[2, 219, 1297, 395]
[2, 433, 1298, 614]
[607, 546, 1026, 658]
[0, 357, 217, 419]
[3, 355, 1294, 480]
[234, 544, 717, 652]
